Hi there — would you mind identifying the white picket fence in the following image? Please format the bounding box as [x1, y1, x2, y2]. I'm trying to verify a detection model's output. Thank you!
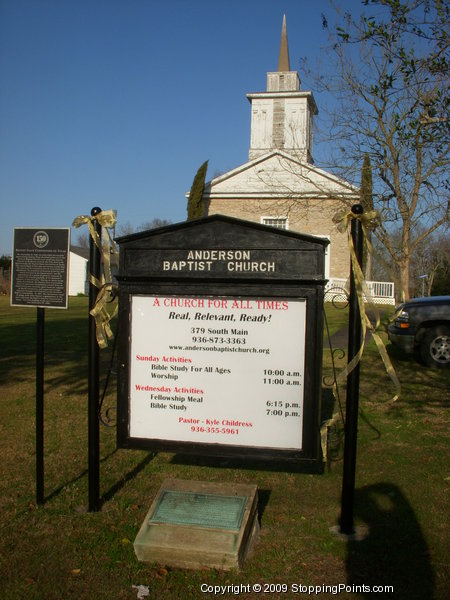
[325, 278, 396, 305]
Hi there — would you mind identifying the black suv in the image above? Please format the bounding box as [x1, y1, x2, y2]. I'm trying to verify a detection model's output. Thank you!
[388, 296, 450, 368]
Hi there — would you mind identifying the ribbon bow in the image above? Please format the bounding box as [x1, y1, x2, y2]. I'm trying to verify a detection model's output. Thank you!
[321, 207, 400, 461]
[73, 210, 119, 348]
[332, 207, 401, 401]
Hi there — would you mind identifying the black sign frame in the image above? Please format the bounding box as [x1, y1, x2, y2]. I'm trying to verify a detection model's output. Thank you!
[11, 227, 70, 309]
[116, 215, 328, 465]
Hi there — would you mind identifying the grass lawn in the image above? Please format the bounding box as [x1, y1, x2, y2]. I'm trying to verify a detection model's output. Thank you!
[0, 296, 448, 599]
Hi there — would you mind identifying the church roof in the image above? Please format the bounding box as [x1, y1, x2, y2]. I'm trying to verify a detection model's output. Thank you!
[203, 151, 359, 200]
[70, 245, 89, 260]
[246, 89, 318, 114]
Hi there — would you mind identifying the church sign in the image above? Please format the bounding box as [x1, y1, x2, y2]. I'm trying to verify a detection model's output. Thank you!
[116, 215, 328, 464]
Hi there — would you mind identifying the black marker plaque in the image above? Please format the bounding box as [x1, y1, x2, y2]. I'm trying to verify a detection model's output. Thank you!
[11, 228, 70, 308]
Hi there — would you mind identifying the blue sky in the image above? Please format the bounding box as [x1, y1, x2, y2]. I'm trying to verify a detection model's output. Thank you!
[0, 0, 365, 255]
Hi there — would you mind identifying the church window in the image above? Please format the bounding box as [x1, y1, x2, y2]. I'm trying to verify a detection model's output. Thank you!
[261, 217, 288, 230]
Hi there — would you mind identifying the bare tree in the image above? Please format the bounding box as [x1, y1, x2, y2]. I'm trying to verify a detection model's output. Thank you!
[411, 230, 450, 295]
[116, 218, 172, 237]
[75, 217, 172, 248]
[430, 236, 450, 294]
[0, 254, 11, 295]
[371, 226, 449, 297]
[75, 231, 90, 248]
[140, 218, 172, 230]
[311, 0, 449, 299]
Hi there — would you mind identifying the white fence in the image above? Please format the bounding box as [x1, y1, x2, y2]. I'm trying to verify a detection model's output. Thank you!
[325, 278, 396, 305]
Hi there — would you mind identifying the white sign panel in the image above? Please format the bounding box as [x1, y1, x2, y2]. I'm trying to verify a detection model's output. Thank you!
[129, 295, 306, 450]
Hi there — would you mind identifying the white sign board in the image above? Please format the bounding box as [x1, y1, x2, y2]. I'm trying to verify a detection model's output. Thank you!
[129, 295, 306, 450]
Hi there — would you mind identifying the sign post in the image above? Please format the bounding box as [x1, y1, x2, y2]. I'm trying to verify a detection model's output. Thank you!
[340, 204, 364, 536]
[11, 227, 70, 504]
[88, 207, 102, 512]
[36, 307, 45, 504]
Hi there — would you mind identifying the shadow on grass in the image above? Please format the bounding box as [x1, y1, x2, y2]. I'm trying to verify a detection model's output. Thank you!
[43, 450, 117, 504]
[257, 489, 271, 526]
[169, 453, 324, 474]
[386, 345, 450, 410]
[347, 483, 435, 599]
[44, 450, 157, 509]
[101, 452, 157, 505]
[0, 312, 116, 396]
[0, 317, 90, 389]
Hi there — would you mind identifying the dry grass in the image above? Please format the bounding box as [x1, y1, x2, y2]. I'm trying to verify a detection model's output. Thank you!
[0, 297, 448, 599]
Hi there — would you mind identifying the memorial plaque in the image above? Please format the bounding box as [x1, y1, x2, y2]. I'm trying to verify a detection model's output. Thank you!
[11, 227, 70, 308]
[134, 479, 259, 570]
[149, 490, 248, 530]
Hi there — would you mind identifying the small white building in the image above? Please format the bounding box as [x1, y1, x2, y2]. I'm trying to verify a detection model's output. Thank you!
[69, 246, 89, 296]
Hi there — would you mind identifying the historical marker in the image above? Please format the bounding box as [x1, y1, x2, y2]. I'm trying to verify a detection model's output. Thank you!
[11, 227, 70, 308]
[10, 226, 70, 505]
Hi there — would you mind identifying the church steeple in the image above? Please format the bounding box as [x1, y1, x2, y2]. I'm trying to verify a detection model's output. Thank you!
[278, 14, 290, 72]
[267, 15, 299, 92]
[246, 15, 318, 163]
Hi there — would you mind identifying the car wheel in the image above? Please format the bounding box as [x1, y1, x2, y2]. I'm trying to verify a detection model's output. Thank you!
[420, 325, 450, 368]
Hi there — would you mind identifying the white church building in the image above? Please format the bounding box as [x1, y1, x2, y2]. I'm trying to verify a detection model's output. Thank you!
[202, 16, 394, 303]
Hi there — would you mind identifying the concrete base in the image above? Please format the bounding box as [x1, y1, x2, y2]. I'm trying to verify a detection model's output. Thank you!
[134, 479, 259, 571]
[329, 524, 369, 541]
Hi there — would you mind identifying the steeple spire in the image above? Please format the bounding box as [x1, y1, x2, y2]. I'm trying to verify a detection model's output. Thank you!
[278, 14, 290, 71]
[247, 13, 317, 162]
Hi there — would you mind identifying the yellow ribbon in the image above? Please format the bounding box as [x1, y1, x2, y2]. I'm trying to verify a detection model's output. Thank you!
[332, 208, 401, 402]
[321, 415, 338, 463]
[321, 208, 400, 462]
[72, 210, 118, 284]
[72, 210, 119, 348]
[89, 283, 118, 349]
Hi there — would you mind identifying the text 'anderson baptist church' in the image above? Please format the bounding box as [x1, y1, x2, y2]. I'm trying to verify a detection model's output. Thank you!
[162, 249, 275, 273]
